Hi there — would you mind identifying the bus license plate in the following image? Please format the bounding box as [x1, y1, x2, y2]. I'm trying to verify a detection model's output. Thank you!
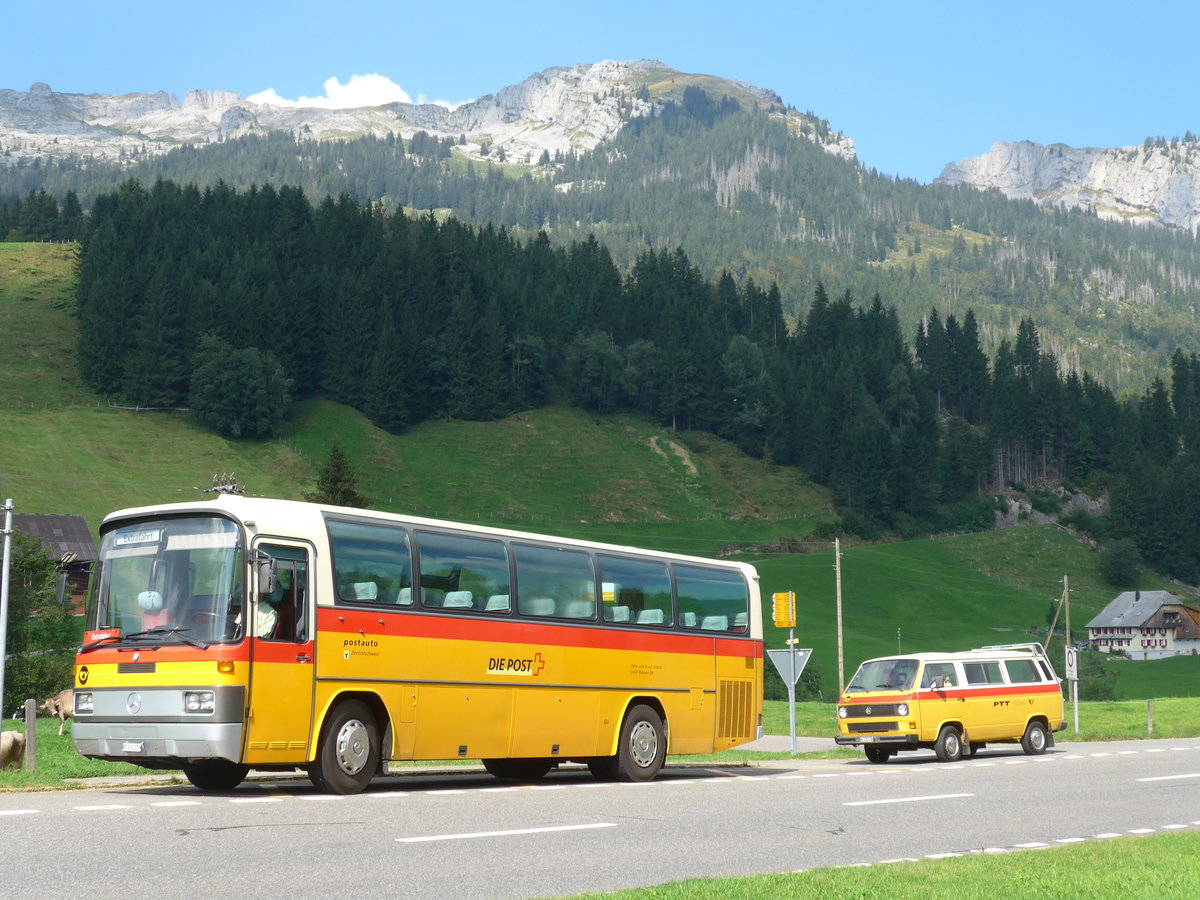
[122, 741, 145, 753]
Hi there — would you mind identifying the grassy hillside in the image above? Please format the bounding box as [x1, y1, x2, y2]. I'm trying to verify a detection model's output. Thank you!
[2, 242, 1196, 701]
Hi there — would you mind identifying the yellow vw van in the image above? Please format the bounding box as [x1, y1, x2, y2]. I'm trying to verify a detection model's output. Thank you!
[835, 643, 1064, 763]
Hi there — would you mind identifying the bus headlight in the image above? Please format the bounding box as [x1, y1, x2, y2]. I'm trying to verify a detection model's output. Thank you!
[183, 691, 215, 714]
[74, 692, 93, 714]
[896, 703, 909, 716]
[837, 706, 847, 718]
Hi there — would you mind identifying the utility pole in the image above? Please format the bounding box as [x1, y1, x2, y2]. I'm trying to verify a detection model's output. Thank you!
[0, 497, 14, 719]
[834, 537, 844, 693]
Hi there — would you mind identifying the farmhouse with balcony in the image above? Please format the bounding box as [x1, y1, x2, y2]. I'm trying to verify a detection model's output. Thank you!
[1085, 590, 1200, 660]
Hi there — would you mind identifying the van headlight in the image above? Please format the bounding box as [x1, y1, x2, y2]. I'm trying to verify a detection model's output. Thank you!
[896, 703, 908, 716]
[838, 706, 847, 718]
[183, 691, 215, 714]
[74, 692, 94, 714]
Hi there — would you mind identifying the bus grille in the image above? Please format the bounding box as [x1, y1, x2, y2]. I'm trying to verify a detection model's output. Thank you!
[117, 662, 156, 674]
[717, 679, 753, 739]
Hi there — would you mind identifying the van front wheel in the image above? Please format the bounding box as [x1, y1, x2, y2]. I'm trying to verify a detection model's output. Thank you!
[864, 746, 892, 764]
[934, 725, 963, 762]
[1021, 720, 1048, 755]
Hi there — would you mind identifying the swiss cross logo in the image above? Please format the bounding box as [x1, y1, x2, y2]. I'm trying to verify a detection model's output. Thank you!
[533, 652, 545, 675]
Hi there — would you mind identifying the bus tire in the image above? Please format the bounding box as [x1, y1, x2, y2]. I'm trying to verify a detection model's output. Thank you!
[183, 759, 249, 791]
[1021, 720, 1049, 755]
[614, 704, 665, 782]
[864, 746, 892, 764]
[482, 758, 553, 781]
[934, 724, 963, 762]
[309, 699, 379, 794]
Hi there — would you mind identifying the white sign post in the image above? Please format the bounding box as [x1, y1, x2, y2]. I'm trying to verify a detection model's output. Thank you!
[766, 646, 812, 754]
[1064, 646, 1079, 733]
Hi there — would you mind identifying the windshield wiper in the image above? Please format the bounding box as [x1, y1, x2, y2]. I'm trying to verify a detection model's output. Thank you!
[122, 628, 210, 650]
[845, 684, 867, 693]
[79, 633, 123, 654]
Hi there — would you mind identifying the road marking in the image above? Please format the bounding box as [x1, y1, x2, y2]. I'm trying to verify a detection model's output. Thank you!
[1056, 837, 1086, 844]
[300, 795, 344, 801]
[151, 800, 201, 807]
[844, 793, 973, 807]
[74, 804, 130, 811]
[1136, 772, 1200, 782]
[1128, 828, 1155, 834]
[1162, 824, 1188, 829]
[367, 792, 408, 799]
[1095, 832, 1122, 838]
[0, 809, 38, 816]
[1117, 751, 1138, 755]
[397, 822, 617, 844]
[229, 796, 283, 804]
[1015, 842, 1049, 848]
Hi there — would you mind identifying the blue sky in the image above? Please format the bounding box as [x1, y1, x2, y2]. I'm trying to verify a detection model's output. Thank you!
[6, 1, 1196, 183]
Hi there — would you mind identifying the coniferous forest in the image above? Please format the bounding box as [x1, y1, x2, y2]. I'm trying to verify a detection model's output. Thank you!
[68, 176, 1200, 584]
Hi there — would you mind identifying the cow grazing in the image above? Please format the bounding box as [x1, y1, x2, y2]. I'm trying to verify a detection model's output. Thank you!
[0, 731, 25, 769]
[41, 688, 74, 736]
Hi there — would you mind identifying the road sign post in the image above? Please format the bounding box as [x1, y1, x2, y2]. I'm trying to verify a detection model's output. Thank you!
[768, 591, 811, 754]
[1065, 645, 1079, 733]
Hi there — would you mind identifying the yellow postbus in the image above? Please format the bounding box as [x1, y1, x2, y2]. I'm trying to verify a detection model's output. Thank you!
[835, 643, 1064, 763]
[72, 496, 763, 793]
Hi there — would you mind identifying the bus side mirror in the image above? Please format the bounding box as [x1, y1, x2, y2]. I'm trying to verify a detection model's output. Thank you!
[257, 557, 277, 596]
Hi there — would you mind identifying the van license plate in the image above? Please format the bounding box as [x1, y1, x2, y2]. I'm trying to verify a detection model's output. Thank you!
[122, 741, 145, 753]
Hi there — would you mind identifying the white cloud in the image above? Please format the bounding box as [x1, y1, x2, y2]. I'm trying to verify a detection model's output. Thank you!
[248, 74, 413, 109]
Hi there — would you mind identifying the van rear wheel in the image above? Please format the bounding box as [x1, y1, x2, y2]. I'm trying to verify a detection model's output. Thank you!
[1021, 720, 1048, 755]
[934, 725, 963, 762]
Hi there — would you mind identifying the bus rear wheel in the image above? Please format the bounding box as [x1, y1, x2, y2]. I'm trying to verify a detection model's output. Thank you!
[614, 704, 666, 782]
[183, 759, 249, 791]
[482, 758, 553, 781]
[309, 699, 379, 794]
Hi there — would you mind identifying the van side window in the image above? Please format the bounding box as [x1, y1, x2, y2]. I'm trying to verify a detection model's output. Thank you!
[1003, 659, 1041, 683]
[963, 660, 1004, 684]
[922, 663, 957, 688]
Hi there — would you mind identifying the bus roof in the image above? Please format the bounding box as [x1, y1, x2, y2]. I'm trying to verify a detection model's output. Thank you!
[98, 494, 760, 577]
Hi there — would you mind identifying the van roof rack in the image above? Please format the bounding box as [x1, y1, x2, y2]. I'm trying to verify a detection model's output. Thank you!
[971, 642, 1047, 656]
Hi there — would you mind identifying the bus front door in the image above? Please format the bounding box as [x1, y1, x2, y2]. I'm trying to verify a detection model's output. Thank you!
[244, 543, 315, 765]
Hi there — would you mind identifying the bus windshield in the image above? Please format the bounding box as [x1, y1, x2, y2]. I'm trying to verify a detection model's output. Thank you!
[83, 515, 244, 647]
[846, 658, 918, 692]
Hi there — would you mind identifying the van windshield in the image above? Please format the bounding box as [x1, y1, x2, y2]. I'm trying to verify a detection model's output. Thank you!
[847, 658, 918, 692]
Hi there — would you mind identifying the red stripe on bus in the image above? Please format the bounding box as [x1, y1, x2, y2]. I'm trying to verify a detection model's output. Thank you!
[316, 606, 758, 657]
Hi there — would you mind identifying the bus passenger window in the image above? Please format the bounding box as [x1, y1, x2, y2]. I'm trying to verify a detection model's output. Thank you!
[513, 544, 596, 619]
[327, 519, 412, 607]
[674, 564, 749, 634]
[597, 556, 670, 626]
[416, 532, 509, 613]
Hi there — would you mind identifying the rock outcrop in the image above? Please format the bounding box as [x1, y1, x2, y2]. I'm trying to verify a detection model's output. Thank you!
[937, 139, 1200, 231]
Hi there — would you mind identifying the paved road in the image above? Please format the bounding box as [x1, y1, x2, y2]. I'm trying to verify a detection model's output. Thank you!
[4, 738, 1199, 898]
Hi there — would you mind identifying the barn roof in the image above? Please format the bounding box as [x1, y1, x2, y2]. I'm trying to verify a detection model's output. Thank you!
[12, 513, 97, 562]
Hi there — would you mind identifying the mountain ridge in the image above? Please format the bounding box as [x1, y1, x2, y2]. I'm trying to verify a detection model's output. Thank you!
[0, 61, 855, 170]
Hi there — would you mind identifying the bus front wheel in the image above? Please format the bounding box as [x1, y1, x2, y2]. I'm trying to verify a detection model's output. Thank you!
[614, 704, 666, 782]
[309, 699, 379, 794]
[183, 759, 249, 791]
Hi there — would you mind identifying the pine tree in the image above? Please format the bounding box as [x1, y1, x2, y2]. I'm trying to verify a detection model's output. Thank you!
[304, 443, 370, 508]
